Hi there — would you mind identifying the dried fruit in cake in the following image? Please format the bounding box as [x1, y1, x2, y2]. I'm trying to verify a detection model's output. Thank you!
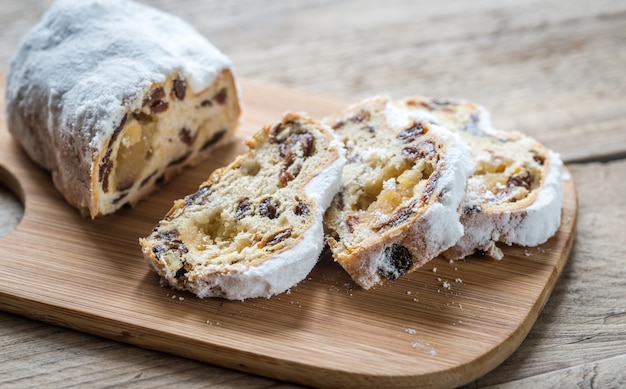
[322, 96, 474, 289]
[5, 0, 241, 217]
[140, 112, 346, 300]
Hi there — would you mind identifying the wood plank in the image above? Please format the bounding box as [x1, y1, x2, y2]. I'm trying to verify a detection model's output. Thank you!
[478, 354, 626, 389]
[0, 75, 577, 388]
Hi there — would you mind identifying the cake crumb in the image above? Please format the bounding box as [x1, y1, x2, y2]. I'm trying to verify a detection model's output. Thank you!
[405, 327, 417, 335]
[432, 267, 437, 273]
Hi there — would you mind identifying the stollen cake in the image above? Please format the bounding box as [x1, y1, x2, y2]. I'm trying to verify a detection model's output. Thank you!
[396, 96, 563, 260]
[140, 112, 346, 300]
[322, 96, 474, 289]
[5, 0, 241, 218]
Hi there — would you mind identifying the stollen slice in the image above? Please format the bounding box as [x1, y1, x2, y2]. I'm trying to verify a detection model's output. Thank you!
[140, 112, 346, 299]
[322, 96, 474, 289]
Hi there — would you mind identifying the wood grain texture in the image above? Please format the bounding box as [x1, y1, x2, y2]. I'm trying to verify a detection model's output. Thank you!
[0, 75, 576, 388]
[1, 0, 625, 387]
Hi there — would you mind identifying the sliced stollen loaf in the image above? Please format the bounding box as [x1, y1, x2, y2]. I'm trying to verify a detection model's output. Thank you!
[140, 112, 346, 300]
[5, 0, 241, 217]
[322, 96, 474, 289]
[396, 96, 563, 259]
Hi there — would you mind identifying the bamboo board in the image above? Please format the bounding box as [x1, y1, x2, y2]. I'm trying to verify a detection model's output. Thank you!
[0, 77, 577, 389]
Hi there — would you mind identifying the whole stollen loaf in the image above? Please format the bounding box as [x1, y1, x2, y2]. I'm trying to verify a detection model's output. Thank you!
[5, 0, 241, 218]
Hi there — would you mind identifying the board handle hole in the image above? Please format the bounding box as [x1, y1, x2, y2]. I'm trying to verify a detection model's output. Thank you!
[0, 166, 24, 237]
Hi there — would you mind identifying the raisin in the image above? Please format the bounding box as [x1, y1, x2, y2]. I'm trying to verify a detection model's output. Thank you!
[279, 170, 295, 187]
[201, 129, 227, 150]
[463, 112, 487, 136]
[99, 153, 114, 193]
[175, 266, 188, 279]
[346, 215, 359, 233]
[464, 204, 482, 215]
[432, 98, 453, 106]
[397, 122, 426, 143]
[167, 152, 192, 167]
[265, 228, 292, 246]
[363, 125, 376, 133]
[270, 121, 294, 143]
[402, 141, 436, 160]
[200, 99, 212, 107]
[335, 192, 345, 211]
[140, 170, 158, 187]
[235, 197, 252, 220]
[404, 99, 433, 110]
[421, 172, 441, 202]
[116, 178, 134, 192]
[259, 197, 278, 219]
[155, 173, 166, 186]
[279, 131, 314, 159]
[178, 127, 194, 146]
[144, 87, 165, 106]
[109, 114, 128, 146]
[277, 131, 315, 187]
[294, 201, 310, 216]
[331, 121, 345, 130]
[508, 171, 532, 189]
[155, 229, 180, 241]
[153, 229, 188, 257]
[533, 153, 546, 166]
[372, 200, 418, 232]
[143, 87, 168, 114]
[99, 115, 128, 193]
[150, 100, 169, 114]
[184, 185, 212, 206]
[152, 245, 169, 259]
[350, 111, 370, 123]
[214, 87, 227, 104]
[112, 191, 129, 204]
[378, 244, 412, 280]
[173, 78, 186, 100]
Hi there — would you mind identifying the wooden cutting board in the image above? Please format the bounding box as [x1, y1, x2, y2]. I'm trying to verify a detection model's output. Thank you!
[0, 76, 577, 389]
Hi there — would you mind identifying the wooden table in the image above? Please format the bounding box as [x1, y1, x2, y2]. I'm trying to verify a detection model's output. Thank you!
[1, 0, 624, 387]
